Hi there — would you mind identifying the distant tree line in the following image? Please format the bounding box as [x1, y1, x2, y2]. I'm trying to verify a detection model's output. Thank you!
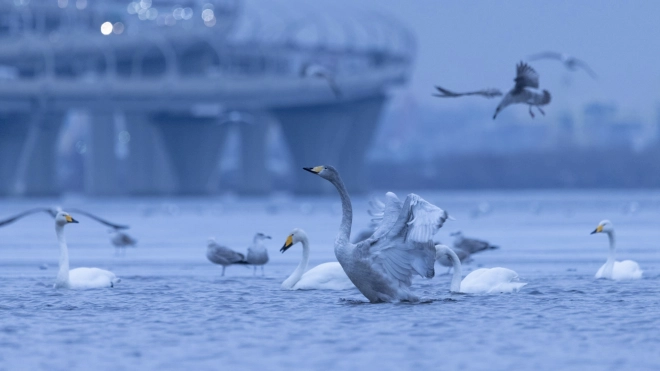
[367, 144, 660, 189]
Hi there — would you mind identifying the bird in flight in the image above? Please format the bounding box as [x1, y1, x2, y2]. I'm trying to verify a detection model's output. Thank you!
[527, 51, 597, 79]
[434, 61, 551, 120]
[300, 62, 342, 99]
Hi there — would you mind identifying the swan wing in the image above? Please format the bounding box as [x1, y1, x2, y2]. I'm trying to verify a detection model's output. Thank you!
[369, 192, 403, 240]
[514, 61, 540, 90]
[294, 262, 354, 290]
[69, 267, 119, 289]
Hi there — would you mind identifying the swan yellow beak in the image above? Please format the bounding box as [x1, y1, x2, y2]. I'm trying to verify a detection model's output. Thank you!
[590, 225, 603, 234]
[65, 215, 79, 224]
[303, 166, 324, 174]
[280, 235, 293, 253]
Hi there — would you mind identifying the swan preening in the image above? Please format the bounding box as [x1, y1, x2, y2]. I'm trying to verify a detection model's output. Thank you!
[206, 238, 248, 276]
[304, 165, 451, 303]
[528, 51, 597, 79]
[590, 220, 643, 280]
[53, 211, 120, 289]
[247, 233, 270, 276]
[434, 61, 551, 119]
[435, 245, 526, 294]
[280, 228, 354, 290]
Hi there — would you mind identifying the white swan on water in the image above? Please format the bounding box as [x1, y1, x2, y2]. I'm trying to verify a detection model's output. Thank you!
[54, 211, 120, 289]
[590, 220, 643, 280]
[304, 165, 451, 303]
[280, 228, 354, 290]
[435, 245, 526, 294]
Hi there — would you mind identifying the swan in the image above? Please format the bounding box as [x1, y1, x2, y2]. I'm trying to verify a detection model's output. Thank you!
[304, 165, 451, 303]
[435, 245, 526, 294]
[206, 238, 248, 276]
[590, 220, 643, 280]
[280, 228, 354, 290]
[53, 211, 120, 289]
[246, 233, 270, 276]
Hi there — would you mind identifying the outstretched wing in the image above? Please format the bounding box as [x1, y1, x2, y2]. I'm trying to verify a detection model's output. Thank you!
[527, 51, 563, 61]
[572, 59, 598, 79]
[67, 208, 129, 230]
[433, 86, 502, 99]
[514, 61, 540, 91]
[368, 192, 403, 241]
[0, 208, 55, 227]
[359, 194, 451, 285]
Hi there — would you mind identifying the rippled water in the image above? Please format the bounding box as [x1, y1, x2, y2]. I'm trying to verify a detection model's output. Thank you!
[1, 191, 659, 370]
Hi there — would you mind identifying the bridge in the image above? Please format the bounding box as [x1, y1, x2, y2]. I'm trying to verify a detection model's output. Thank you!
[0, 0, 413, 196]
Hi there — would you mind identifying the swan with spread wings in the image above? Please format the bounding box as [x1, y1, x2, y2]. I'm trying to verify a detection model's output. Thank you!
[304, 165, 451, 303]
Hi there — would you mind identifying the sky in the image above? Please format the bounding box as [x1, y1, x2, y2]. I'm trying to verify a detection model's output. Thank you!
[323, 0, 660, 124]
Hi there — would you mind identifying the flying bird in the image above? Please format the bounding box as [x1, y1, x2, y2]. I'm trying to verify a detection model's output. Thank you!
[0, 207, 128, 230]
[433, 86, 503, 99]
[528, 51, 597, 79]
[493, 62, 551, 119]
[300, 62, 342, 99]
[434, 62, 551, 119]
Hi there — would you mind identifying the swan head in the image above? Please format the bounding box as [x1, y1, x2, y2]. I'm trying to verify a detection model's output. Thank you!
[303, 165, 338, 181]
[591, 220, 613, 234]
[280, 228, 305, 253]
[55, 211, 78, 226]
[253, 232, 271, 243]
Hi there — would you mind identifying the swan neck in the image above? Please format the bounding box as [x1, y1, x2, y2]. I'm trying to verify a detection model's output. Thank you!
[446, 247, 463, 292]
[330, 174, 352, 247]
[55, 224, 69, 286]
[282, 237, 310, 289]
[606, 230, 616, 261]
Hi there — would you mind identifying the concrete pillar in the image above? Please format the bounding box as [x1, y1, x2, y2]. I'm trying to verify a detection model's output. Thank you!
[17, 112, 66, 196]
[237, 112, 271, 195]
[122, 112, 176, 195]
[153, 114, 229, 195]
[272, 95, 387, 194]
[0, 114, 30, 196]
[84, 112, 121, 196]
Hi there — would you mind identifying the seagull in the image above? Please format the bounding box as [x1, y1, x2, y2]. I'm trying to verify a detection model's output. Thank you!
[109, 229, 137, 256]
[434, 62, 551, 119]
[300, 62, 341, 99]
[528, 52, 597, 79]
[493, 61, 552, 119]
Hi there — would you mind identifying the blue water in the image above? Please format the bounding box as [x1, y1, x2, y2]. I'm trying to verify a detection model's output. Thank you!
[1, 191, 659, 370]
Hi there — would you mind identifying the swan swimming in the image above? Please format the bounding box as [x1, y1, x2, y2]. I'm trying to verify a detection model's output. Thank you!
[246, 233, 270, 276]
[590, 220, 643, 280]
[280, 228, 354, 290]
[304, 165, 451, 303]
[435, 245, 526, 294]
[53, 211, 120, 289]
[206, 238, 248, 276]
